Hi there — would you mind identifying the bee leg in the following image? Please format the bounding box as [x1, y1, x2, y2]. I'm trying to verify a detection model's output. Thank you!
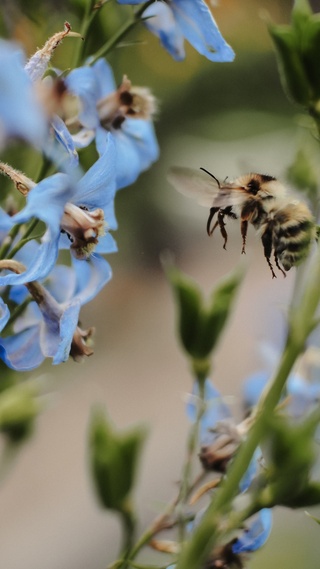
[261, 229, 277, 279]
[240, 220, 248, 254]
[207, 207, 219, 236]
[218, 210, 228, 250]
[274, 253, 286, 278]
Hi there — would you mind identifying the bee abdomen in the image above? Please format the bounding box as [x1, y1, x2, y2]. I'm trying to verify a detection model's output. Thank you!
[274, 218, 315, 270]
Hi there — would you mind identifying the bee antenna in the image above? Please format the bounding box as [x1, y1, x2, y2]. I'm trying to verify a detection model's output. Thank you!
[200, 167, 221, 188]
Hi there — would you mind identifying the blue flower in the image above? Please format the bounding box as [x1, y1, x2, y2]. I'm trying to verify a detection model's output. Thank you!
[66, 59, 159, 189]
[232, 508, 272, 554]
[0, 137, 116, 287]
[117, 0, 234, 62]
[0, 40, 48, 149]
[187, 379, 260, 489]
[0, 254, 112, 370]
[23, 23, 82, 167]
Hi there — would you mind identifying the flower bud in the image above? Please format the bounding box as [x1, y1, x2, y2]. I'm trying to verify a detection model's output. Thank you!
[89, 408, 146, 512]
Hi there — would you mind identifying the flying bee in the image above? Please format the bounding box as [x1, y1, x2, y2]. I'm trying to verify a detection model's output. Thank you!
[168, 166, 316, 278]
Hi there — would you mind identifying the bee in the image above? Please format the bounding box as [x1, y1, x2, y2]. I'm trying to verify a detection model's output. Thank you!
[168, 166, 316, 278]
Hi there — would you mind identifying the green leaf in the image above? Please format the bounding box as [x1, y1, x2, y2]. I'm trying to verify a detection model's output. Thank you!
[301, 15, 320, 99]
[166, 264, 243, 363]
[269, 23, 311, 105]
[165, 264, 202, 357]
[89, 408, 146, 512]
[292, 0, 312, 30]
[193, 267, 243, 359]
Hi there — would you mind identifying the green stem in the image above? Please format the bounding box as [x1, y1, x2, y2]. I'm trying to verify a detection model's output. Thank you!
[72, 0, 100, 68]
[120, 504, 136, 560]
[0, 224, 22, 260]
[175, 247, 320, 569]
[89, 0, 156, 65]
[7, 219, 40, 260]
[177, 375, 205, 543]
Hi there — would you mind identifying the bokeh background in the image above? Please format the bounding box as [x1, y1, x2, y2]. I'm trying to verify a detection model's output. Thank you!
[0, 1, 320, 568]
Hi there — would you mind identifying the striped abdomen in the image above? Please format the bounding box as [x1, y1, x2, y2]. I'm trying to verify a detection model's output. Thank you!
[272, 202, 316, 271]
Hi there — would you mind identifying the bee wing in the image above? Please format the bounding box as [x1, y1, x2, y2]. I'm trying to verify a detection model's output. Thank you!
[168, 166, 245, 208]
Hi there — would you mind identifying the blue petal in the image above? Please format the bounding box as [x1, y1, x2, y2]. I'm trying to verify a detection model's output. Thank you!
[123, 118, 159, 173]
[92, 58, 117, 98]
[72, 254, 112, 305]
[66, 66, 101, 129]
[0, 174, 73, 285]
[172, 0, 235, 62]
[112, 129, 142, 189]
[0, 326, 44, 371]
[76, 133, 116, 212]
[44, 265, 77, 304]
[232, 509, 272, 553]
[239, 447, 262, 493]
[0, 297, 10, 332]
[50, 301, 81, 364]
[95, 232, 118, 255]
[49, 114, 79, 168]
[0, 41, 48, 148]
[110, 120, 159, 190]
[144, 3, 185, 61]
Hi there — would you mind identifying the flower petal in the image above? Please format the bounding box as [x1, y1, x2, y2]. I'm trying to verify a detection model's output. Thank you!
[0, 326, 43, 371]
[76, 133, 116, 213]
[72, 254, 113, 305]
[232, 509, 272, 553]
[66, 65, 101, 129]
[0, 174, 73, 285]
[144, 3, 185, 61]
[0, 297, 10, 332]
[172, 0, 235, 62]
[0, 41, 48, 148]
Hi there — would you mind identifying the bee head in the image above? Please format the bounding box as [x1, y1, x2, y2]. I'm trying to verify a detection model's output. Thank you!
[236, 173, 286, 200]
[243, 174, 274, 194]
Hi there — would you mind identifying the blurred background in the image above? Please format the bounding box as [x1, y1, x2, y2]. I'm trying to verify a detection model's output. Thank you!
[0, 0, 320, 568]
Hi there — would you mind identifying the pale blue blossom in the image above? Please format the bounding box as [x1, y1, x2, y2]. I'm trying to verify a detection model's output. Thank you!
[0, 254, 112, 370]
[0, 136, 116, 287]
[66, 59, 159, 189]
[117, 0, 234, 62]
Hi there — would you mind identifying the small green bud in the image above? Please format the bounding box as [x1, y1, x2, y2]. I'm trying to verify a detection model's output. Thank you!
[166, 265, 203, 357]
[166, 264, 243, 364]
[89, 408, 146, 512]
[0, 384, 39, 441]
[292, 0, 312, 29]
[193, 268, 243, 359]
[263, 410, 320, 508]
